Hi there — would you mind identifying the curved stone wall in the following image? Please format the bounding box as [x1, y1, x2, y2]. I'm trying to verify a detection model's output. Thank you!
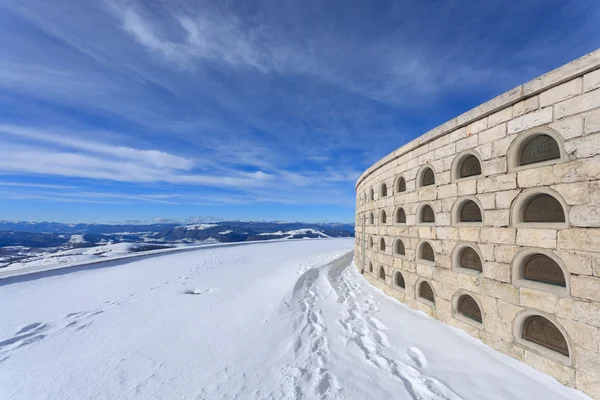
[354, 49, 600, 398]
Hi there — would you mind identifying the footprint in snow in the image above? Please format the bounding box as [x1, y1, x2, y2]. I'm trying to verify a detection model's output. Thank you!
[183, 288, 215, 296]
[407, 346, 428, 369]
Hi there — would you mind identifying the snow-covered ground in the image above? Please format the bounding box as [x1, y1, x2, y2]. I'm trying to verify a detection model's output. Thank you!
[0, 239, 590, 400]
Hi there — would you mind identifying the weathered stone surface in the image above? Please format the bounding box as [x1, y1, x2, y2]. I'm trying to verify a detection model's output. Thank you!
[517, 166, 555, 188]
[456, 135, 478, 152]
[555, 250, 593, 275]
[482, 157, 507, 176]
[516, 228, 557, 249]
[494, 245, 520, 263]
[482, 279, 519, 304]
[554, 89, 600, 119]
[576, 371, 600, 399]
[569, 205, 600, 227]
[550, 182, 589, 206]
[513, 96, 540, 118]
[552, 157, 600, 183]
[495, 189, 521, 209]
[520, 287, 559, 313]
[479, 124, 507, 145]
[484, 262, 511, 283]
[583, 69, 600, 92]
[507, 108, 553, 134]
[549, 116, 584, 140]
[571, 275, 600, 302]
[557, 317, 599, 352]
[540, 78, 582, 107]
[585, 109, 600, 135]
[466, 118, 488, 135]
[476, 193, 495, 209]
[480, 228, 516, 245]
[558, 297, 600, 328]
[574, 347, 600, 377]
[488, 108, 512, 127]
[523, 350, 575, 386]
[484, 210, 510, 227]
[558, 228, 600, 251]
[437, 184, 457, 199]
[478, 174, 517, 193]
[457, 180, 476, 196]
[458, 227, 480, 242]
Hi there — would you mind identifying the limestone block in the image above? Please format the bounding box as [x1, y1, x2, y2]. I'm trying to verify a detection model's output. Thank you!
[484, 262, 511, 283]
[482, 279, 519, 304]
[523, 350, 575, 386]
[555, 250, 593, 275]
[454, 273, 482, 293]
[551, 182, 589, 206]
[495, 189, 521, 209]
[491, 135, 516, 158]
[457, 180, 476, 196]
[585, 109, 600, 134]
[436, 227, 458, 241]
[571, 275, 600, 302]
[480, 332, 524, 360]
[507, 107, 552, 134]
[496, 299, 522, 325]
[565, 134, 600, 160]
[540, 78, 582, 107]
[557, 317, 600, 352]
[477, 174, 517, 193]
[440, 198, 454, 212]
[558, 297, 600, 328]
[435, 298, 452, 316]
[437, 184, 457, 199]
[483, 157, 508, 176]
[434, 143, 455, 159]
[448, 317, 481, 338]
[430, 281, 454, 301]
[594, 254, 600, 277]
[549, 115, 584, 140]
[418, 226, 436, 239]
[478, 243, 495, 261]
[558, 228, 600, 251]
[481, 228, 516, 245]
[456, 135, 478, 152]
[552, 157, 600, 183]
[466, 118, 488, 135]
[488, 108, 512, 127]
[484, 210, 510, 227]
[479, 123, 507, 145]
[418, 187, 437, 201]
[483, 315, 513, 341]
[577, 371, 600, 399]
[442, 240, 458, 254]
[570, 205, 600, 227]
[458, 227, 480, 242]
[436, 212, 451, 226]
[517, 165, 555, 187]
[516, 228, 557, 249]
[436, 171, 452, 186]
[513, 96, 540, 118]
[554, 89, 600, 119]
[583, 69, 600, 92]
[477, 142, 493, 160]
[519, 287, 559, 313]
[436, 253, 451, 269]
[574, 347, 600, 377]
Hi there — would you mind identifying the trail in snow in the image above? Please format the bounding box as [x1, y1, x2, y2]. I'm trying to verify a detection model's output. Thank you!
[0, 239, 591, 400]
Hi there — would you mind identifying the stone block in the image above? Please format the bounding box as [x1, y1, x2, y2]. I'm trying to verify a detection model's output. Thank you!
[481, 228, 516, 245]
[517, 165, 555, 187]
[478, 142, 493, 160]
[418, 226, 436, 239]
[479, 124, 507, 145]
[484, 210, 510, 227]
[540, 78, 582, 107]
[574, 347, 600, 377]
[551, 182, 589, 206]
[456, 135, 478, 152]
[482, 157, 507, 176]
[457, 180, 476, 196]
[555, 250, 593, 275]
[570, 205, 600, 227]
[436, 227, 458, 241]
[484, 262, 511, 283]
[416, 262, 434, 278]
[549, 115, 584, 140]
[436, 212, 451, 226]
[479, 243, 495, 261]
[482, 279, 519, 304]
[495, 189, 521, 209]
[565, 133, 600, 160]
[478, 174, 517, 193]
[480, 332, 524, 360]
[494, 245, 520, 263]
[437, 184, 457, 199]
[519, 287, 558, 313]
[491, 136, 516, 158]
[577, 371, 600, 399]
[434, 143, 455, 159]
[558, 228, 600, 251]
[513, 96, 540, 118]
[558, 297, 600, 328]
[523, 350, 575, 386]
[571, 275, 600, 302]
[553, 157, 600, 183]
[585, 109, 600, 134]
[476, 193, 495, 209]
[418, 187, 437, 201]
[458, 227, 480, 242]
[507, 107, 552, 134]
[584, 69, 600, 92]
[594, 254, 600, 277]
[554, 89, 600, 119]
[516, 228, 557, 249]
[557, 317, 600, 352]
[488, 108, 512, 127]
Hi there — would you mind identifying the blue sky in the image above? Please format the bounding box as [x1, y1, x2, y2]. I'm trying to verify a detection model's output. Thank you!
[0, 0, 599, 224]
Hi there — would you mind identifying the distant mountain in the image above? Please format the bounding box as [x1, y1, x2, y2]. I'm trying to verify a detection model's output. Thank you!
[0, 221, 179, 234]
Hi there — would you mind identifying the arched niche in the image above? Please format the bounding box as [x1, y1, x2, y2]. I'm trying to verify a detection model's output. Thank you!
[418, 280, 435, 305]
[395, 207, 406, 224]
[369, 236, 373, 248]
[452, 196, 483, 225]
[417, 165, 436, 189]
[452, 150, 483, 181]
[514, 311, 572, 363]
[380, 209, 387, 224]
[394, 239, 406, 256]
[369, 261, 373, 273]
[419, 204, 435, 224]
[369, 213, 374, 225]
[380, 183, 388, 198]
[512, 248, 569, 294]
[395, 175, 407, 193]
[452, 243, 484, 276]
[370, 188, 375, 202]
[511, 188, 568, 228]
[457, 294, 483, 323]
[507, 128, 565, 172]
[395, 271, 406, 289]
[378, 265, 386, 281]
[379, 238, 386, 252]
[418, 241, 435, 263]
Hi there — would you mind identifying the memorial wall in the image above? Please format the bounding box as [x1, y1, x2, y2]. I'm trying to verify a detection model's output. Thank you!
[354, 49, 600, 398]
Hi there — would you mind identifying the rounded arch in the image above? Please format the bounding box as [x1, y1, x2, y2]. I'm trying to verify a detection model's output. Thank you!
[394, 270, 406, 289]
[417, 240, 435, 264]
[512, 248, 569, 294]
[513, 310, 572, 364]
[416, 164, 436, 188]
[395, 174, 407, 193]
[507, 127, 565, 172]
[380, 183, 388, 198]
[378, 265, 386, 281]
[417, 203, 436, 225]
[369, 188, 375, 202]
[511, 188, 568, 228]
[416, 279, 435, 306]
[379, 237, 386, 252]
[394, 238, 406, 256]
[368, 236, 374, 249]
[369, 212, 374, 225]
[452, 150, 483, 181]
[451, 242, 484, 275]
[394, 207, 406, 224]
[380, 209, 387, 225]
[369, 261, 374, 273]
[452, 290, 484, 327]
[451, 196, 484, 225]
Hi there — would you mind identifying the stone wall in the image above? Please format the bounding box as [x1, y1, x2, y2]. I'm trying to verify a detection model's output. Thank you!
[354, 49, 600, 399]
